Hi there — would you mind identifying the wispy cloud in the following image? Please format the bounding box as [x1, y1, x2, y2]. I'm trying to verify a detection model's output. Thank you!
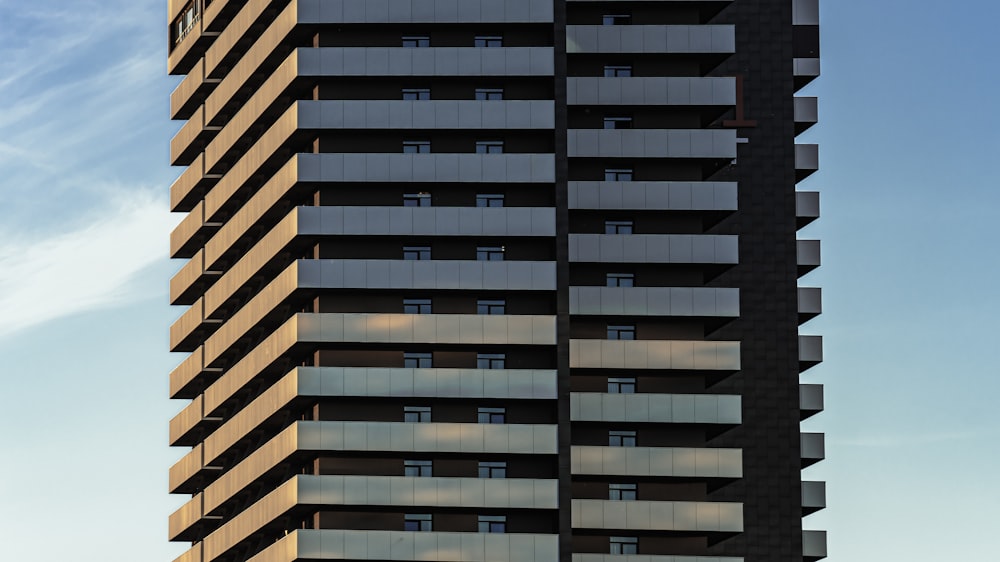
[0, 187, 177, 338]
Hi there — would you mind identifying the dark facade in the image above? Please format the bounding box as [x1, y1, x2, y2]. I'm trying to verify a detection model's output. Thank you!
[165, 0, 826, 561]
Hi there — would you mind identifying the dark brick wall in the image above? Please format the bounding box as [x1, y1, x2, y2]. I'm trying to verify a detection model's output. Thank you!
[708, 1, 805, 560]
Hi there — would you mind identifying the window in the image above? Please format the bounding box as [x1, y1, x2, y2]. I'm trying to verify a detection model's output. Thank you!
[604, 168, 633, 181]
[602, 14, 631, 25]
[476, 194, 504, 207]
[404, 514, 433, 531]
[404, 460, 433, 477]
[478, 407, 506, 424]
[609, 430, 637, 447]
[603, 116, 633, 129]
[609, 483, 637, 501]
[610, 536, 638, 555]
[475, 88, 504, 101]
[606, 273, 634, 287]
[476, 140, 504, 154]
[404, 406, 432, 423]
[403, 192, 432, 206]
[402, 88, 431, 100]
[603, 65, 632, 77]
[474, 36, 503, 47]
[605, 220, 634, 234]
[479, 461, 507, 478]
[173, 1, 202, 45]
[403, 140, 431, 153]
[477, 246, 505, 261]
[403, 246, 432, 260]
[404, 352, 433, 368]
[402, 36, 430, 47]
[477, 299, 506, 315]
[403, 298, 432, 314]
[478, 515, 507, 533]
[477, 353, 506, 369]
[608, 377, 636, 394]
[608, 324, 636, 340]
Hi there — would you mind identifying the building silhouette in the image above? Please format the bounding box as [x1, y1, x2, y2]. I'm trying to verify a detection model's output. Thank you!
[166, 0, 825, 560]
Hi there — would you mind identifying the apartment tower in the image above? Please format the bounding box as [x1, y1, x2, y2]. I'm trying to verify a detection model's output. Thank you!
[166, 0, 825, 560]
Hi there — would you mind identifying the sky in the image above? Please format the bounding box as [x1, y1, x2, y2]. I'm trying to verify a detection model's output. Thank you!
[0, 0, 997, 560]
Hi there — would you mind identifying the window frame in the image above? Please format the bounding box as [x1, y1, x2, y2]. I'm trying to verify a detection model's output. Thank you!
[478, 461, 508, 478]
[475, 88, 504, 101]
[403, 140, 431, 153]
[607, 324, 636, 340]
[477, 246, 505, 261]
[474, 35, 503, 48]
[475, 140, 504, 154]
[603, 116, 633, 130]
[403, 192, 432, 207]
[604, 168, 634, 181]
[403, 352, 433, 368]
[476, 194, 505, 207]
[477, 352, 507, 369]
[478, 515, 507, 533]
[404, 406, 432, 423]
[404, 513, 433, 531]
[605, 220, 634, 234]
[403, 246, 432, 260]
[404, 459, 433, 477]
[609, 483, 638, 501]
[608, 377, 637, 394]
[606, 273, 635, 287]
[610, 536, 638, 555]
[478, 407, 507, 424]
[477, 299, 507, 315]
[403, 298, 433, 314]
[402, 88, 431, 100]
[609, 430, 637, 447]
[402, 36, 431, 48]
[603, 65, 633, 77]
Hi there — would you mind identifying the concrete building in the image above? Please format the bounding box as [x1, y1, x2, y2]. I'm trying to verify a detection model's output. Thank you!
[166, 0, 825, 560]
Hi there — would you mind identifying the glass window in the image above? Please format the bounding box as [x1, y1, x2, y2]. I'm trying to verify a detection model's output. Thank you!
[477, 246, 505, 261]
[608, 325, 636, 340]
[603, 116, 633, 129]
[478, 515, 506, 533]
[606, 273, 634, 287]
[403, 246, 432, 260]
[479, 461, 507, 478]
[609, 430, 637, 447]
[477, 299, 506, 315]
[609, 483, 637, 500]
[608, 377, 636, 394]
[604, 168, 633, 181]
[404, 514, 433, 531]
[402, 88, 431, 100]
[476, 194, 504, 207]
[475, 140, 504, 154]
[404, 352, 433, 368]
[610, 536, 638, 555]
[474, 36, 503, 47]
[478, 407, 506, 424]
[605, 220, 634, 234]
[402, 36, 430, 47]
[404, 406, 432, 423]
[602, 14, 631, 25]
[603, 65, 632, 77]
[403, 298, 432, 314]
[404, 460, 433, 477]
[403, 192, 431, 206]
[475, 88, 504, 100]
[403, 140, 431, 153]
[477, 353, 506, 369]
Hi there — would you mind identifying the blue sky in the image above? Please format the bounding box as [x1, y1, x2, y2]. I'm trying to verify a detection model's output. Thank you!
[0, 0, 997, 560]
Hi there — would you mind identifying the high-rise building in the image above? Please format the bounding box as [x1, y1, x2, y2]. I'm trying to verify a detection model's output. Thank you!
[165, 0, 825, 560]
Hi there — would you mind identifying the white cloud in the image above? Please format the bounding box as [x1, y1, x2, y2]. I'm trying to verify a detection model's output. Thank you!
[0, 187, 178, 338]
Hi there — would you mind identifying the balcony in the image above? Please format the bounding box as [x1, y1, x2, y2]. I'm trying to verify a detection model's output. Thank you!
[799, 383, 824, 420]
[566, 25, 735, 55]
[794, 96, 818, 135]
[795, 144, 819, 181]
[572, 499, 742, 533]
[796, 190, 819, 228]
[794, 58, 820, 91]
[569, 234, 738, 265]
[570, 286, 738, 318]
[570, 392, 741, 425]
[803, 529, 828, 561]
[569, 181, 737, 212]
[567, 77, 735, 107]
[800, 433, 825, 468]
[568, 129, 737, 159]
[801, 480, 826, 515]
[569, 339, 740, 371]
[243, 529, 559, 562]
[799, 335, 823, 371]
[797, 239, 820, 276]
[571, 446, 742, 479]
[798, 286, 822, 323]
